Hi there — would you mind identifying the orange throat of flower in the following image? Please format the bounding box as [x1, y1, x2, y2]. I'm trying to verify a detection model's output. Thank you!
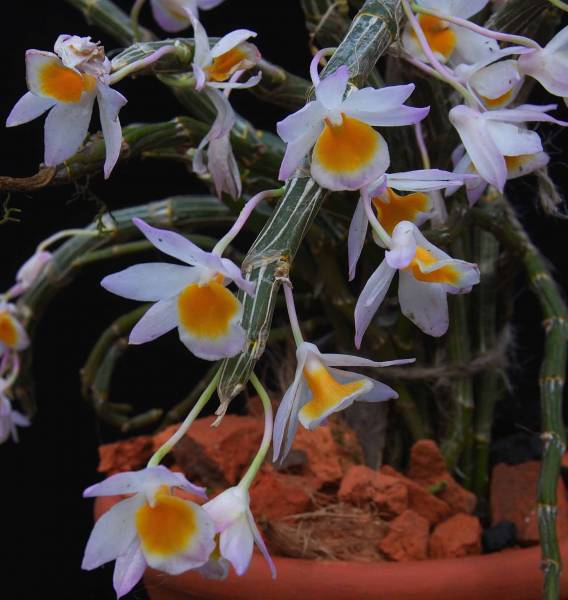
[177, 276, 239, 339]
[373, 188, 430, 235]
[405, 246, 460, 285]
[0, 312, 19, 348]
[313, 114, 380, 175]
[412, 15, 457, 61]
[135, 486, 198, 558]
[38, 61, 96, 103]
[299, 359, 368, 425]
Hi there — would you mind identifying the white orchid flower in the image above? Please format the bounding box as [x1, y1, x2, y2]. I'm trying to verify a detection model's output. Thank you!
[518, 25, 568, 98]
[189, 19, 261, 198]
[203, 485, 276, 578]
[354, 221, 480, 343]
[448, 103, 568, 192]
[0, 380, 30, 444]
[446, 143, 549, 205]
[0, 303, 29, 358]
[101, 218, 255, 361]
[150, 0, 226, 32]
[82, 466, 215, 599]
[402, 0, 498, 65]
[348, 169, 466, 280]
[6, 35, 127, 178]
[276, 52, 429, 191]
[272, 341, 413, 462]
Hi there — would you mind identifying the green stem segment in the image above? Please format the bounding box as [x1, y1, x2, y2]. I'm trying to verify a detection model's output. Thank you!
[148, 368, 221, 467]
[218, 0, 403, 404]
[472, 194, 501, 507]
[472, 196, 568, 600]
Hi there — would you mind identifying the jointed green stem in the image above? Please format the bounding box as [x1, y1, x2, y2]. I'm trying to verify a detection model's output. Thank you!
[472, 196, 567, 600]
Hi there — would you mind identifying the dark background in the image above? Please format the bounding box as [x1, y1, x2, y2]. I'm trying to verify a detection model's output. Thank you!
[1, 1, 567, 598]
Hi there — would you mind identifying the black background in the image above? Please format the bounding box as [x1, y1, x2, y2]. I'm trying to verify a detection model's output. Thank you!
[1, 1, 567, 598]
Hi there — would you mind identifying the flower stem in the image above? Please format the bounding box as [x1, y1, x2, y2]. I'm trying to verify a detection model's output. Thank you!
[412, 2, 542, 49]
[362, 195, 391, 248]
[283, 282, 305, 347]
[547, 0, 568, 11]
[401, 0, 480, 105]
[130, 0, 147, 42]
[212, 188, 284, 257]
[239, 372, 273, 491]
[147, 367, 221, 467]
[109, 45, 179, 85]
[37, 229, 106, 253]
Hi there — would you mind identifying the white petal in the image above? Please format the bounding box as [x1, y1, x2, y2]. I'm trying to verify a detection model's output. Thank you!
[129, 298, 178, 345]
[449, 105, 506, 190]
[278, 127, 322, 180]
[444, 0, 490, 19]
[191, 12, 211, 67]
[204, 486, 248, 532]
[315, 66, 349, 110]
[451, 26, 499, 65]
[6, 92, 56, 127]
[133, 217, 219, 268]
[348, 198, 369, 281]
[82, 495, 142, 570]
[342, 85, 429, 126]
[321, 353, 415, 369]
[486, 121, 542, 156]
[101, 263, 198, 301]
[272, 342, 315, 461]
[210, 30, 257, 59]
[387, 169, 465, 192]
[97, 83, 127, 178]
[469, 60, 521, 100]
[398, 271, 448, 337]
[149, 0, 193, 32]
[44, 93, 95, 166]
[354, 261, 396, 349]
[220, 516, 253, 575]
[276, 101, 325, 143]
[113, 540, 147, 599]
[385, 221, 417, 269]
[246, 509, 276, 578]
[178, 318, 246, 361]
[207, 133, 241, 199]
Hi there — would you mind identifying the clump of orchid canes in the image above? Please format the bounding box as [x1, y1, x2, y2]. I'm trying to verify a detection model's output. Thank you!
[4, 1, 568, 599]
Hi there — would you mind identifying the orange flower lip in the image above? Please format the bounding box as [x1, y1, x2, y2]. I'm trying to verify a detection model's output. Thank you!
[0, 312, 19, 348]
[38, 60, 92, 103]
[178, 279, 239, 339]
[313, 114, 380, 174]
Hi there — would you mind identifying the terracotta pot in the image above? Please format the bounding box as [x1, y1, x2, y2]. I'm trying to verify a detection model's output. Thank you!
[95, 496, 568, 600]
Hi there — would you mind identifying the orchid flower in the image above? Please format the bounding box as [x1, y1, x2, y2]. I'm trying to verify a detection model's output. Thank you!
[101, 218, 255, 361]
[204, 485, 276, 578]
[518, 25, 568, 98]
[276, 52, 429, 191]
[354, 220, 480, 343]
[0, 303, 29, 358]
[348, 169, 467, 279]
[189, 19, 261, 198]
[454, 46, 530, 110]
[272, 340, 413, 462]
[82, 466, 215, 598]
[0, 378, 30, 444]
[447, 143, 549, 205]
[402, 0, 498, 66]
[150, 0, 226, 31]
[6, 35, 127, 178]
[449, 103, 568, 192]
